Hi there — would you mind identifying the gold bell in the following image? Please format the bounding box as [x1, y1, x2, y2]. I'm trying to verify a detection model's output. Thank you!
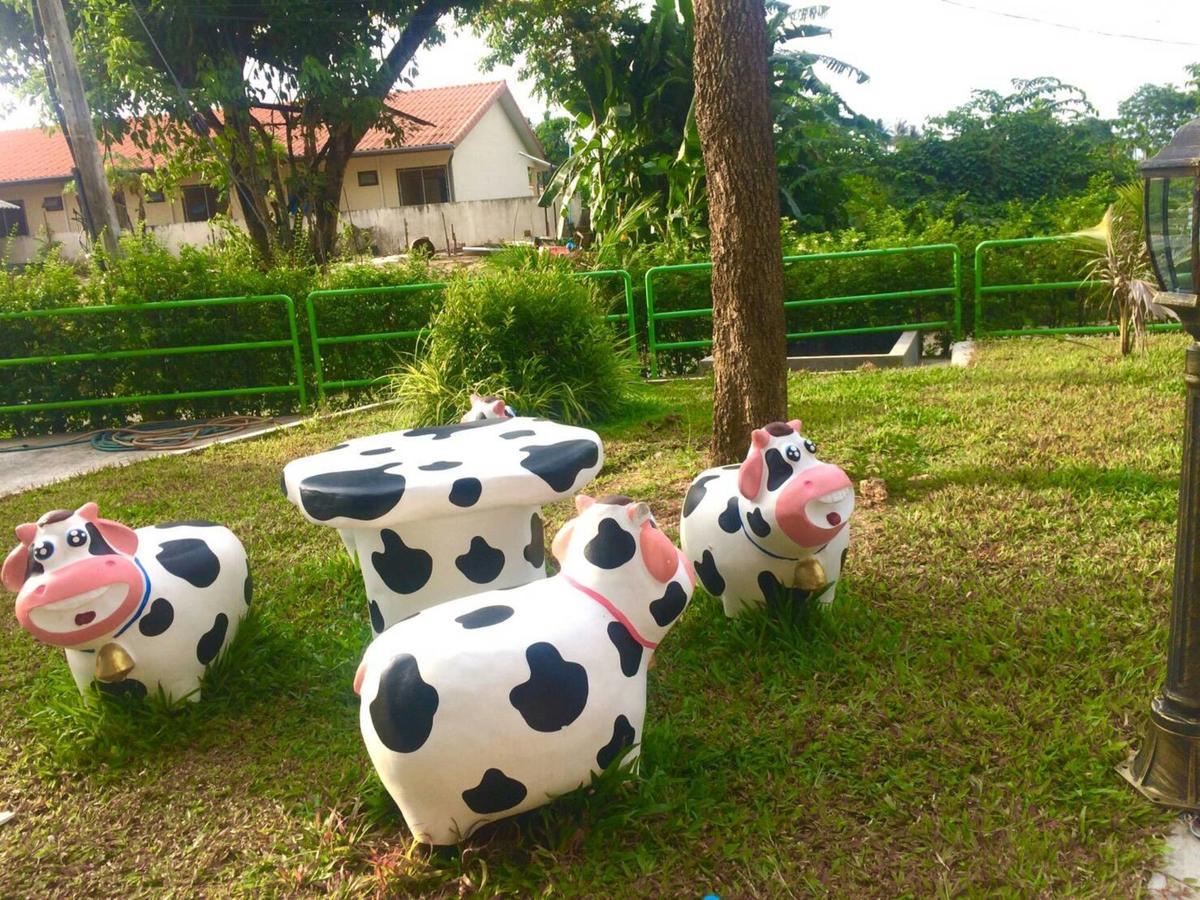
[793, 557, 828, 592]
[95, 643, 135, 683]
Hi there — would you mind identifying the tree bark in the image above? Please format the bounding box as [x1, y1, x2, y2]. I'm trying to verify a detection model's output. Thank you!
[693, 0, 787, 463]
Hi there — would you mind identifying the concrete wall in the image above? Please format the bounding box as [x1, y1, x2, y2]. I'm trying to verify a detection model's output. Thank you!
[342, 196, 556, 252]
[450, 102, 539, 202]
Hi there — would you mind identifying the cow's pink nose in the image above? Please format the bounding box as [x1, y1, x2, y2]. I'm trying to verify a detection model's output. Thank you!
[34, 584, 45, 596]
[105, 560, 116, 567]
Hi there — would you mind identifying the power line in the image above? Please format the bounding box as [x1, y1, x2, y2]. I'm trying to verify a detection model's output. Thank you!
[936, 0, 1200, 48]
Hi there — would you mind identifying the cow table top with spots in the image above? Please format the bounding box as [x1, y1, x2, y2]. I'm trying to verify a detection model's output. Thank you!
[680, 420, 854, 617]
[281, 417, 604, 633]
[2, 503, 250, 702]
[355, 494, 695, 845]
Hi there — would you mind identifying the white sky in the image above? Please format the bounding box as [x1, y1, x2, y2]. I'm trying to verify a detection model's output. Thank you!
[2, 0, 1198, 132]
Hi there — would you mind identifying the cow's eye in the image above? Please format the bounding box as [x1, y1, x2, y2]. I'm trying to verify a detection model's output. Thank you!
[33, 540, 54, 561]
[785, 444, 802, 462]
[803, 439, 817, 454]
[66, 528, 87, 548]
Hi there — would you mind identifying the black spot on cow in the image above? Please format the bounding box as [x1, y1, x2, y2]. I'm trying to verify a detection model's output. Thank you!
[747, 508, 771, 537]
[456, 537, 505, 584]
[369, 654, 439, 753]
[157, 539, 221, 588]
[372, 531, 433, 594]
[26, 558, 44, 580]
[299, 465, 406, 522]
[156, 520, 219, 528]
[683, 474, 720, 517]
[360, 446, 394, 456]
[196, 613, 229, 665]
[461, 768, 528, 815]
[137, 598, 174, 637]
[405, 419, 505, 439]
[83, 522, 117, 556]
[584, 518, 636, 569]
[97, 678, 148, 700]
[694, 550, 725, 596]
[449, 477, 482, 508]
[596, 715, 636, 769]
[607, 621, 642, 677]
[455, 605, 514, 629]
[369, 599, 385, 634]
[328, 442, 349, 451]
[499, 429, 536, 440]
[718, 497, 741, 534]
[243, 571, 252, 604]
[720, 464, 740, 470]
[523, 514, 545, 568]
[757, 570, 813, 608]
[518, 440, 599, 491]
[765, 448, 792, 492]
[650, 582, 688, 627]
[509, 642, 588, 732]
[418, 460, 462, 471]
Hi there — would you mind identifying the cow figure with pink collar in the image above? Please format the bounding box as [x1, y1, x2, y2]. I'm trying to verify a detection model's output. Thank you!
[355, 493, 694, 845]
[2, 503, 250, 702]
[680, 420, 854, 617]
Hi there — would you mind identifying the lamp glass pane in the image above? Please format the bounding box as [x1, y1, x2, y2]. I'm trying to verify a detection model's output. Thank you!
[1148, 177, 1171, 289]
[1167, 176, 1195, 293]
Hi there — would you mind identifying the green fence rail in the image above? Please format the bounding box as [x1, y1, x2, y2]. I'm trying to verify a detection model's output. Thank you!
[974, 235, 1181, 338]
[644, 244, 962, 378]
[0, 294, 307, 416]
[306, 270, 638, 404]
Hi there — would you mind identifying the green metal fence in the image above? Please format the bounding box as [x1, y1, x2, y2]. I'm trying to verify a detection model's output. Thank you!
[644, 244, 962, 378]
[305, 270, 638, 404]
[0, 294, 307, 416]
[974, 235, 1181, 337]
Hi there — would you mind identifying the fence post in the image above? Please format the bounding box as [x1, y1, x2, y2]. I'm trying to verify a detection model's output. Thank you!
[645, 268, 660, 378]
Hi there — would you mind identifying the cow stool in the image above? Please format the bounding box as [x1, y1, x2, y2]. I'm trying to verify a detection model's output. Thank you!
[2, 503, 250, 702]
[680, 420, 854, 617]
[354, 494, 695, 845]
[281, 417, 604, 634]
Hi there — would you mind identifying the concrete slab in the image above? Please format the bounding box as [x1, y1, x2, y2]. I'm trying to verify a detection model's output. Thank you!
[1150, 815, 1200, 897]
[698, 330, 923, 374]
[0, 417, 303, 498]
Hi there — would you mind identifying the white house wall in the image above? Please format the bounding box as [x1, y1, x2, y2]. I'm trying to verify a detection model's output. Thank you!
[341, 149, 454, 212]
[450, 102, 538, 202]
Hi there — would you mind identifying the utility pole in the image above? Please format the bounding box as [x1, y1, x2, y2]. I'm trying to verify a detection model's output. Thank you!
[34, 0, 121, 257]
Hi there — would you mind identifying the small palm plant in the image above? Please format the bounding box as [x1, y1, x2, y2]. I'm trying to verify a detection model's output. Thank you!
[1077, 182, 1176, 356]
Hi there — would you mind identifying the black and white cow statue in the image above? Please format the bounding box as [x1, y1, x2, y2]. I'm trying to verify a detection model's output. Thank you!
[354, 493, 695, 845]
[680, 420, 854, 617]
[2, 503, 250, 702]
[460, 392, 516, 423]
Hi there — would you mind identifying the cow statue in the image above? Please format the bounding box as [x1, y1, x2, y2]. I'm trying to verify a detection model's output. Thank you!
[460, 392, 515, 423]
[2, 503, 250, 702]
[680, 420, 854, 617]
[355, 493, 695, 845]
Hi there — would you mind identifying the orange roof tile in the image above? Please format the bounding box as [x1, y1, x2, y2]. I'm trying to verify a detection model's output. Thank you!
[0, 81, 515, 186]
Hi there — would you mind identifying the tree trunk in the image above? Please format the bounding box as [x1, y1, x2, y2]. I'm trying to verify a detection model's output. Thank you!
[693, 0, 787, 464]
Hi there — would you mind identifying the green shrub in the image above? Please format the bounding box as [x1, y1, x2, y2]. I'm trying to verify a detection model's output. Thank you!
[389, 268, 635, 425]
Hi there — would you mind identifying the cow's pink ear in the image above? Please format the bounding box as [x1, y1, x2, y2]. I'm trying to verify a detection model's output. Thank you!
[2, 544, 30, 593]
[75, 502, 99, 522]
[739, 431, 768, 499]
[788, 418, 803, 434]
[469, 392, 482, 404]
[14, 522, 36, 545]
[575, 494, 594, 513]
[491, 400, 507, 417]
[94, 515, 138, 555]
[640, 521, 677, 583]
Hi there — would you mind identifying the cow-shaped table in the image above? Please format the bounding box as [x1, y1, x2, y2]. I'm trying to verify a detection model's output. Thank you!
[2, 503, 250, 701]
[680, 420, 854, 617]
[281, 417, 604, 633]
[355, 494, 695, 845]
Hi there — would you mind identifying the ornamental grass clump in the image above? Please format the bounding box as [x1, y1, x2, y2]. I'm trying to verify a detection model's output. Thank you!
[390, 268, 634, 425]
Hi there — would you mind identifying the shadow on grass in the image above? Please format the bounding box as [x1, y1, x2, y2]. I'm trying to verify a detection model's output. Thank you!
[894, 462, 1178, 502]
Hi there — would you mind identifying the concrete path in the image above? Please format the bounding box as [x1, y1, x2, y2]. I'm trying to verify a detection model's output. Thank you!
[0, 417, 303, 498]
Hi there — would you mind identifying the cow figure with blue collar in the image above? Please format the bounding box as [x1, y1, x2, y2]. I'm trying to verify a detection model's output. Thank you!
[680, 420, 854, 617]
[2, 503, 250, 702]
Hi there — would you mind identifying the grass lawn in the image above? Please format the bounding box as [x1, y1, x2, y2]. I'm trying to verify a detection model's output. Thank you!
[0, 336, 1187, 896]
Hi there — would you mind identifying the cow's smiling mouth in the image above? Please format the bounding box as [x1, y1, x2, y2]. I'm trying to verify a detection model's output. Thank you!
[28, 584, 126, 634]
[804, 488, 854, 531]
[75, 611, 96, 626]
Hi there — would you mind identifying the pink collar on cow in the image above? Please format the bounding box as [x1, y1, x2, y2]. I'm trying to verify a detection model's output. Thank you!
[564, 574, 658, 650]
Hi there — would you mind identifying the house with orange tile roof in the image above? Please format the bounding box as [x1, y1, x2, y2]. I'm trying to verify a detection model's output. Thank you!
[0, 81, 556, 264]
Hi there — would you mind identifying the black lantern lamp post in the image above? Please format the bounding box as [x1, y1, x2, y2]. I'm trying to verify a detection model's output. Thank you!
[1121, 118, 1200, 808]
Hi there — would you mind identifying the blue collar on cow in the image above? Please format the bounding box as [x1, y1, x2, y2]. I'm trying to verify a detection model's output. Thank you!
[113, 557, 152, 639]
[740, 518, 828, 563]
